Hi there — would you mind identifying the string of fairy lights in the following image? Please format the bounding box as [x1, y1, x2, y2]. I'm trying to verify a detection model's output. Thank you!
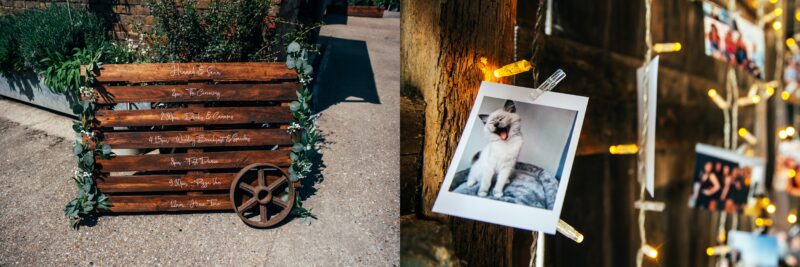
[481, 0, 800, 264]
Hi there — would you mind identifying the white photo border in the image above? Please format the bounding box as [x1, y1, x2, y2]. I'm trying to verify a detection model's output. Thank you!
[431, 81, 588, 234]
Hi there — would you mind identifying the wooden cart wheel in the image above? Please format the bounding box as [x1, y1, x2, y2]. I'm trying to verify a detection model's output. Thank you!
[230, 163, 294, 228]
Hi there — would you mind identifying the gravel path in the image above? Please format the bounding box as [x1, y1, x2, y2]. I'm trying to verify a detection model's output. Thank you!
[0, 14, 399, 266]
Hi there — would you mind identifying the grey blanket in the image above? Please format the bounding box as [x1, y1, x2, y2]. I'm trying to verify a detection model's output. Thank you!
[449, 162, 559, 210]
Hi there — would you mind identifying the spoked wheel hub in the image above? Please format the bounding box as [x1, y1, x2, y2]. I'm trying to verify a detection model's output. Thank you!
[230, 163, 294, 228]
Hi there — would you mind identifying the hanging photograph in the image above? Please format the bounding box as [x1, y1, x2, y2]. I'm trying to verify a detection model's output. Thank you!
[431, 82, 588, 234]
[774, 140, 800, 196]
[727, 231, 779, 267]
[637, 56, 659, 197]
[702, 1, 766, 79]
[688, 144, 765, 213]
[785, 53, 800, 97]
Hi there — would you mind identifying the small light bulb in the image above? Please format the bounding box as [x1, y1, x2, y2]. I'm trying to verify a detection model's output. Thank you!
[788, 213, 797, 224]
[795, 9, 800, 21]
[789, 169, 796, 178]
[771, 0, 778, 4]
[708, 89, 717, 97]
[493, 60, 533, 78]
[788, 38, 797, 47]
[641, 245, 658, 259]
[783, 91, 792, 100]
[653, 42, 682, 53]
[609, 144, 638, 155]
[780, 130, 789, 139]
[775, 7, 784, 16]
[752, 95, 761, 103]
[767, 204, 777, 214]
[738, 128, 747, 137]
[706, 247, 715, 256]
[756, 217, 765, 226]
[767, 87, 776, 96]
[774, 21, 783, 31]
[787, 126, 796, 136]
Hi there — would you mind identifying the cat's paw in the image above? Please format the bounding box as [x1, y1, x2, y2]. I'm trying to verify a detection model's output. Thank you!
[478, 191, 488, 197]
[493, 190, 504, 198]
[467, 180, 477, 186]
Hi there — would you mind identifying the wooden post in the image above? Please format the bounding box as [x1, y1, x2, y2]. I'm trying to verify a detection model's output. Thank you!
[403, 0, 519, 265]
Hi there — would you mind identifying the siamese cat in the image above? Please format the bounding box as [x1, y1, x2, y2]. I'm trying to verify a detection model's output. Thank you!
[466, 100, 523, 198]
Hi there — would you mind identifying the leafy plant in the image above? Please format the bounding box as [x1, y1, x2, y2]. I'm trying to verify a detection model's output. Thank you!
[147, 0, 320, 63]
[39, 47, 102, 94]
[64, 66, 112, 229]
[147, 0, 273, 62]
[0, 15, 24, 75]
[15, 5, 105, 71]
[286, 41, 320, 223]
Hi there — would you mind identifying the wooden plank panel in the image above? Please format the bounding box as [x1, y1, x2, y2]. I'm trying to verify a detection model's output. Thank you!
[96, 150, 291, 172]
[91, 83, 298, 104]
[96, 106, 293, 127]
[101, 129, 292, 149]
[106, 194, 231, 213]
[89, 62, 298, 83]
[97, 173, 236, 193]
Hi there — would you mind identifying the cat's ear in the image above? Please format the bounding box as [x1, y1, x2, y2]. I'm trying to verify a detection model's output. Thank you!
[504, 100, 516, 113]
[478, 114, 489, 124]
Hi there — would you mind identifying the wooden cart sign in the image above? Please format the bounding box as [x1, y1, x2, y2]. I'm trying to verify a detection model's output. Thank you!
[83, 62, 299, 227]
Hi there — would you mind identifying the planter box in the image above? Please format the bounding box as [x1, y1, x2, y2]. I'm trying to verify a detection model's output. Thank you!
[0, 72, 79, 116]
[328, 5, 385, 18]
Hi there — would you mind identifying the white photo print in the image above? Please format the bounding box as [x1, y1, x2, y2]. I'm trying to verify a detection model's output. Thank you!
[433, 82, 587, 233]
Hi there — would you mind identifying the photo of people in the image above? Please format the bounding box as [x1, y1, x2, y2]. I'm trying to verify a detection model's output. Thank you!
[703, 1, 765, 79]
[774, 140, 800, 196]
[432, 82, 588, 233]
[728, 230, 780, 267]
[689, 144, 765, 213]
[785, 53, 800, 100]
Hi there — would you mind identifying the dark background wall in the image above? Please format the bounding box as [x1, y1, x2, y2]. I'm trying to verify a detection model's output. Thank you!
[401, 0, 794, 266]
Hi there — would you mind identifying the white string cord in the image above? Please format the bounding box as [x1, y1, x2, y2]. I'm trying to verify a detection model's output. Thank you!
[636, 0, 653, 266]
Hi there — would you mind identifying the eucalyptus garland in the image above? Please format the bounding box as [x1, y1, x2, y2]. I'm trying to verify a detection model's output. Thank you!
[285, 41, 320, 224]
[64, 60, 113, 229]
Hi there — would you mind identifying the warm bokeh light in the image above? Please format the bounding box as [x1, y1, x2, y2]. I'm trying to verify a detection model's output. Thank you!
[756, 217, 765, 226]
[641, 245, 658, 259]
[789, 169, 796, 178]
[774, 21, 783, 31]
[752, 95, 761, 103]
[788, 38, 797, 47]
[775, 7, 784, 16]
[653, 42, 682, 53]
[783, 91, 792, 100]
[789, 213, 798, 224]
[767, 204, 777, 214]
[787, 126, 796, 136]
[609, 144, 639, 154]
[780, 130, 789, 139]
[493, 60, 532, 78]
[767, 87, 776, 96]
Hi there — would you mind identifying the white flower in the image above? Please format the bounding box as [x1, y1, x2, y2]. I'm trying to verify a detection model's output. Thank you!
[288, 41, 301, 53]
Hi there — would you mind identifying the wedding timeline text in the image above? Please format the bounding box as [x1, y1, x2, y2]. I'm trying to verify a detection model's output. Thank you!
[148, 133, 252, 147]
[168, 177, 224, 189]
[160, 111, 236, 122]
[170, 87, 222, 100]
[169, 199, 223, 209]
[170, 64, 223, 78]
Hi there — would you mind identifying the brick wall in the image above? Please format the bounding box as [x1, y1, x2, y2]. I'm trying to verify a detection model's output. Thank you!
[0, 0, 287, 41]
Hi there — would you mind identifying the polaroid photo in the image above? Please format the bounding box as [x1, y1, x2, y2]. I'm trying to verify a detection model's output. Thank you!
[727, 230, 779, 267]
[774, 140, 800, 195]
[637, 56, 659, 197]
[431, 81, 588, 234]
[702, 1, 766, 79]
[688, 144, 765, 213]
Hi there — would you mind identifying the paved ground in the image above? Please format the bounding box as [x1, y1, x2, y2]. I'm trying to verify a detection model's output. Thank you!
[0, 14, 399, 266]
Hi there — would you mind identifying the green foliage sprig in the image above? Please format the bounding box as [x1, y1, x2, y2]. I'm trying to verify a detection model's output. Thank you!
[64, 64, 113, 229]
[286, 41, 320, 224]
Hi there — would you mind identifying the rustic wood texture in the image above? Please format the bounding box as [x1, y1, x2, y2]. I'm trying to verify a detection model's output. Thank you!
[100, 129, 292, 149]
[97, 173, 236, 193]
[87, 62, 297, 83]
[96, 150, 291, 172]
[403, 0, 519, 265]
[346, 6, 384, 17]
[90, 83, 298, 104]
[95, 106, 293, 127]
[106, 194, 231, 213]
